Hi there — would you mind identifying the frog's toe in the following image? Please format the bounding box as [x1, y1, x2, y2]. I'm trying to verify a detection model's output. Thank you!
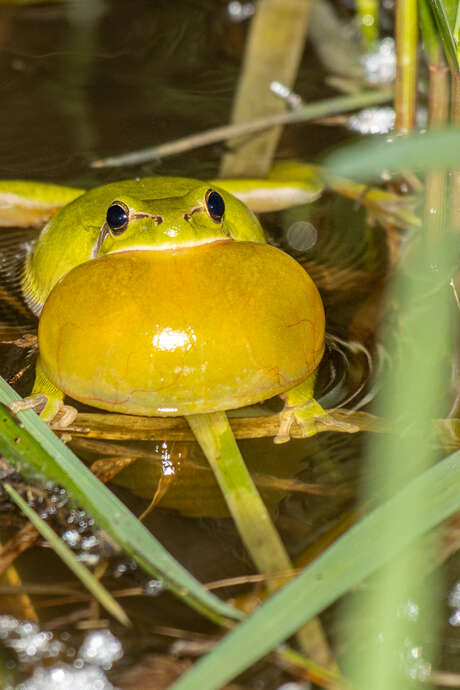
[274, 398, 329, 444]
[51, 405, 78, 429]
[274, 408, 296, 444]
[9, 393, 77, 428]
[9, 393, 48, 416]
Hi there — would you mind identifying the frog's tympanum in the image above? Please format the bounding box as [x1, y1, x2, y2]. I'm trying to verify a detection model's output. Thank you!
[9, 176, 330, 443]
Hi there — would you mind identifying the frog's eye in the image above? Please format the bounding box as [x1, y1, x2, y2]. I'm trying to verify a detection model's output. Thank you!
[106, 201, 129, 235]
[205, 190, 225, 222]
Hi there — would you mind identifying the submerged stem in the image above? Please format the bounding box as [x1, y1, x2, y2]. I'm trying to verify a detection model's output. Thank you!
[187, 410, 334, 667]
[186, 411, 291, 578]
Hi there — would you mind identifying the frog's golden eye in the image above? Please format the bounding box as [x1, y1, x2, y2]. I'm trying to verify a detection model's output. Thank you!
[106, 201, 129, 235]
[205, 190, 225, 223]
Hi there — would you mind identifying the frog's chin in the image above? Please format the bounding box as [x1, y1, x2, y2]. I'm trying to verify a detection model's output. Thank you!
[104, 236, 232, 255]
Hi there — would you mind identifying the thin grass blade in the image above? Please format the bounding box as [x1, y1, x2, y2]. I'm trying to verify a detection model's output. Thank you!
[428, 0, 459, 71]
[325, 126, 460, 178]
[3, 483, 130, 626]
[170, 450, 460, 690]
[0, 380, 241, 624]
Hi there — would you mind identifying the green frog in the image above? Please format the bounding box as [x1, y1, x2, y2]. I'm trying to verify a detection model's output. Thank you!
[5, 174, 331, 442]
[2, 171, 357, 580]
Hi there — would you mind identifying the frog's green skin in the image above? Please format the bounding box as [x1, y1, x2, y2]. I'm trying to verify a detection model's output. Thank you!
[21, 177, 264, 316]
[3, 174, 357, 608]
[4, 175, 334, 442]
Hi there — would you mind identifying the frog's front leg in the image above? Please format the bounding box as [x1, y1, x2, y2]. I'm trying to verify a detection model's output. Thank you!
[274, 372, 328, 444]
[9, 357, 77, 428]
[275, 372, 359, 443]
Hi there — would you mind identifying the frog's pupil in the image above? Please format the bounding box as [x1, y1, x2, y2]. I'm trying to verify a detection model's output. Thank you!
[206, 191, 225, 221]
[106, 204, 129, 232]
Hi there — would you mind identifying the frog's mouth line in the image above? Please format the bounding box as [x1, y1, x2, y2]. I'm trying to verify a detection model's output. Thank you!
[92, 233, 231, 258]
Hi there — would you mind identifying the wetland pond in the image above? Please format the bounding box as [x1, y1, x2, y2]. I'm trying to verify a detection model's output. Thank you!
[0, 1, 459, 689]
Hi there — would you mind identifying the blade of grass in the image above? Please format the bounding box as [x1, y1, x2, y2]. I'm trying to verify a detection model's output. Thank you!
[187, 411, 334, 667]
[0, 381, 241, 625]
[3, 483, 130, 626]
[325, 126, 460, 178]
[455, 2, 460, 58]
[428, 0, 459, 71]
[170, 449, 460, 690]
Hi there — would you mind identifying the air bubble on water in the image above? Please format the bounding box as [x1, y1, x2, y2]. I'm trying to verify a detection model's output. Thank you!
[78, 552, 100, 566]
[448, 581, 460, 625]
[62, 529, 81, 548]
[362, 37, 396, 84]
[145, 579, 164, 597]
[0, 616, 63, 664]
[81, 535, 99, 550]
[17, 663, 115, 690]
[286, 221, 318, 252]
[78, 630, 123, 670]
[227, 1, 255, 22]
[348, 107, 395, 135]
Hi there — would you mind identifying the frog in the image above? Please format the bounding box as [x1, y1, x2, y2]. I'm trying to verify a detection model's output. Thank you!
[1, 174, 359, 584]
[2, 174, 335, 441]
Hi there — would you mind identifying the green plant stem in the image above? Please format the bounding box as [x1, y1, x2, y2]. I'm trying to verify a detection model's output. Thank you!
[187, 412, 291, 575]
[3, 483, 130, 627]
[395, 0, 418, 132]
[170, 450, 460, 690]
[187, 411, 334, 667]
[419, 0, 442, 64]
[425, 60, 449, 246]
[356, 0, 378, 50]
[219, 0, 312, 177]
[91, 89, 392, 168]
[451, 75, 460, 235]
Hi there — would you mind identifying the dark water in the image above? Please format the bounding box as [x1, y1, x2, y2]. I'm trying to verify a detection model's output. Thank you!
[0, 1, 455, 688]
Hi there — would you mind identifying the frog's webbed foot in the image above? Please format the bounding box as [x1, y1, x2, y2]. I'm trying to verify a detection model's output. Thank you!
[10, 394, 48, 416]
[275, 374, 359, 444]
[275, 373, 326, 444]
[9, 394, 78, 429]
[275, 396, 330, 444]
[10, 356, 78, 429]
[51, 404, 78, 429]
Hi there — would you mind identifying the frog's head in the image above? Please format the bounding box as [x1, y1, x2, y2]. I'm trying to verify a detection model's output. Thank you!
[93, 183, 235, 257]
[23, 176, 265, 315]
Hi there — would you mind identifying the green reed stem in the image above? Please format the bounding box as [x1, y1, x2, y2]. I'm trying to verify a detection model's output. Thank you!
[420, 0, 443, 64]
[356, 0, 378, 50]
[419, 0, 450, 244]
[187, 412, 292, 577]
[395, 0, 418, 132]
[451, 73, 460, 235]
[425, 64, 449, 248]
[187, 410, 334, 667]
